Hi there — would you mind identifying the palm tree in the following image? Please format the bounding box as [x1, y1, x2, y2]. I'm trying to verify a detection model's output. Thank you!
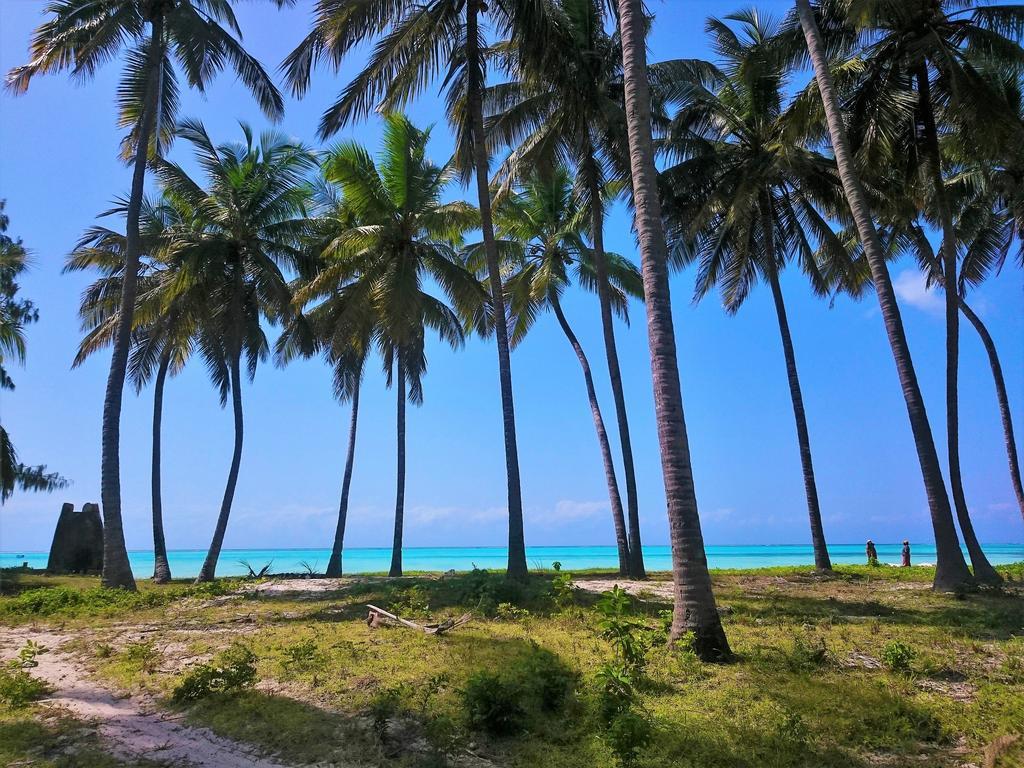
[0, 201, 68, 502]
[277, 187, 374, 578]
[151, 121, 316, 582]
[491, 168, 643, 576]
[659, 11, 849, 571]
[483, 0, 692, 578]
[282, 0, 556, 580]
[66, 196, 209, 583]
[300, 114, 485, 578]
[7, 0, 288, 590]
[792, 0, 973, 590]
[832, 0, 1023, 583]
[614, 0, 730, 658]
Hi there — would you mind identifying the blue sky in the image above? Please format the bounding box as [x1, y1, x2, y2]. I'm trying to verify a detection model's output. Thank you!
[1, 0, 1021, 554]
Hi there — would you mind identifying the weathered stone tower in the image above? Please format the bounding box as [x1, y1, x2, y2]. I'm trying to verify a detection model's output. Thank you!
[46, 502, 103, 573]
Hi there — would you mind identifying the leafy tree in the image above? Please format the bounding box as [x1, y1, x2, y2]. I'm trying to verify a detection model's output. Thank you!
[793, 0, 974, 590]
[152, 121, 317, 582]
[7, 0, 288, 590]
[0, 201, 68, 502]
[493, 168, 643, 576]
[614, 0, 731, 657]
[659, 11, 850, 571]
[298, 114, 485, 577]
[282, 0, 559, 580]
[66, 196, 212, 582]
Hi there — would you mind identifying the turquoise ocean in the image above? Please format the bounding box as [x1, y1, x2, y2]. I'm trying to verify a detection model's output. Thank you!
[2, 543, 1021, 578]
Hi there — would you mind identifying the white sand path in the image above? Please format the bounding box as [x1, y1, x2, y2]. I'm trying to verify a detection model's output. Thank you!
[0, 628, 298, 767]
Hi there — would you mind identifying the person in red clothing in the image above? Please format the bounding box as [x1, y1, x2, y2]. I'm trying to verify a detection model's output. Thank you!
[901, 540, 911, 567]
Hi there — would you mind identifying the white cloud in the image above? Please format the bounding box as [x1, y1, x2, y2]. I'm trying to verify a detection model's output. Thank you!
[549, 499, 607, 522]
[892, 269, 943, 315]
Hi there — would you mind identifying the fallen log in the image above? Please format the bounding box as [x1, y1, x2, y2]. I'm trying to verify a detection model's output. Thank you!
[366, 604, 472, 635]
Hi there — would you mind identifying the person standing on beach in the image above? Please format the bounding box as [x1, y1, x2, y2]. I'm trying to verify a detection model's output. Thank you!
[902, 541, 911, 567]
[866, 540, 878, 566]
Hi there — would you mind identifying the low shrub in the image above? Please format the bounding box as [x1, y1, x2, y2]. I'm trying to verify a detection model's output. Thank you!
[519, 645, 576, 712]
[462, 671, 525, 736]
[122, 640, 160, 674]
[388, 585, 430, 618]
[0, 581, 233, 619]
[881, 640, 916, 674]
[0, 668, 50, 707]
[788, 635, 831, 672]
[495, 602, 530, 621]
[172, 643, 258, 702]
[281, 638, 320, 675]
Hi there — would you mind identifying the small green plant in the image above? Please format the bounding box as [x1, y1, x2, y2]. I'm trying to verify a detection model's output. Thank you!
[370, 684, 406, 741]
[122, 640, 160, 674]
[552, 561, 562, 571]
[595, 587, 650, 680]
[519, 644, 576, 712]
[550, 571, 575, 610]
[462, 671, 525, 736]
[281, 638, 320, 674]
[495, 602, 530, 621]
[0, 642, 51, 707]
[788, 635, 831, 672]
[95, 643, 114, 659]
[172, 643, 258, 702]
[881, 640, 916, 674]
[389, 585, 430, 617]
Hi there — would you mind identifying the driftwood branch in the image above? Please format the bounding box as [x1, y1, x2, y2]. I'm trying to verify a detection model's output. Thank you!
[366, 604, 472, 635]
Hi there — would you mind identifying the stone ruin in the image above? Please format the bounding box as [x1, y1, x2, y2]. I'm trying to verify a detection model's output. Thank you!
[46, 502, 103, 574]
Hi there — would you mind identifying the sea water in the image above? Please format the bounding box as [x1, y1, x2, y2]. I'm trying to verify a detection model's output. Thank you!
[1, 543, 1021, 578]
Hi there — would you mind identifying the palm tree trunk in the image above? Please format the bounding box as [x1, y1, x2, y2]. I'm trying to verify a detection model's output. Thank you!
[466, 0, 527, 580]
[550, 295, 630, 575]
[585, 162, 645, 579]
[959, 299, 1024, 523]
[766, 266, 831, 571]
[389, 358, 406, 578]
[150, 352, 172, 583]
[195, 350, 244, 583]
[796, 0, 971, 591]
[326, 378, 360, 578]
[100, 14, 165, 591]
[915, 67, 1001, 586]
[615, 0, 729, 659]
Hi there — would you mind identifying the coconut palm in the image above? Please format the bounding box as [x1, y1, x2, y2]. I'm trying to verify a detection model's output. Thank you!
[489, 168, 643, 576]
[277, 187, 375, 578]
[151, 120, 316, 582]
[659, 11, 850, 571]
[66, 196, 213, 582]
[7, 0, 288, 590]
[282, 0, 557, 580]
[0, 201, 68, 502]
[792, 0, 974, 590]
[826, 0, 1024, 584]
[299, 114, 485, 578]
[482, 0, 704, 578]
[613, 0, 730, 657]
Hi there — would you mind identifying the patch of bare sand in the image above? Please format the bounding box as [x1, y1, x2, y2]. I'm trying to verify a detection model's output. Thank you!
[0, 628, 303, 767]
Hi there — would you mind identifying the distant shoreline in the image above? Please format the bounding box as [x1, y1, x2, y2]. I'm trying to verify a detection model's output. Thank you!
[3, 543, 1021, 579]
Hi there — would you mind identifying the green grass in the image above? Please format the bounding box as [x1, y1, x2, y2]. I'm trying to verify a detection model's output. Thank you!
[2, 564, 1023, 767]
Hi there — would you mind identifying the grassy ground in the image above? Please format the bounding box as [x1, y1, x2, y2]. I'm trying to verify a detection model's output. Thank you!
[1, 563, 1023, 767]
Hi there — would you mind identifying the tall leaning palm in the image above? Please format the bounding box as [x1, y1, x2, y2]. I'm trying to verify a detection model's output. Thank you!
[660, 11, 848, 572]
[7, 0, 287, 590]
[483, 0, 685, 578]
[792, 0, 973, 590]
[615, 0, 730, 658]
[154, 121, 316, 583]
[282, 0, 556, 580]
[834, 0, 1024, 584]
[494, 168, 643, 576]
[305, 115, 484, 578]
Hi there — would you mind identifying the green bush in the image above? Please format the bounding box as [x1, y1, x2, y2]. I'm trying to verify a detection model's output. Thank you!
[788, 635, 831, 672]
[495, 602, 530, 621]
[604, 708, 653, 767]
[462, 671, 525, 736]
[881, 640, 916, 674]
[281, 638, 320, 675]
[550, 572, 575, 610]
[0, 581, 232, 619]
[596, 587, 650, 680]
[454, 569, 525, 616]
[519, 645, 576, 712]
[172, 643, 258, 702]
[0, 668, 50, 707]
[388, 585, 430, 617]
[122, 640, 160, 674]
